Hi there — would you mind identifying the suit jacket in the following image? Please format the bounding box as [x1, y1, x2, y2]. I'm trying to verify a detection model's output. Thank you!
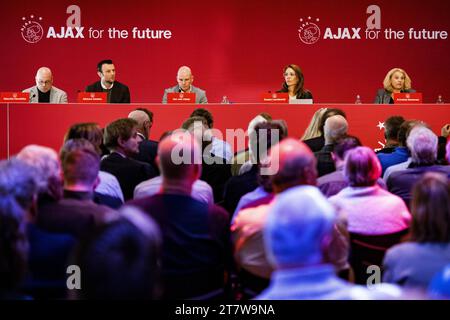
[85, 80, 130, 103]
[374, 88, 416, 104]
[100, 152, 157, 200]
[131, 139, 159, 174]
[23, 85, 68, 103]
[162, 85, 208, 104]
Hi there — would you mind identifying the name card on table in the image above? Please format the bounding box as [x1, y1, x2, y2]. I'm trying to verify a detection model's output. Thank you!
[261, 93, 289, 103]
[167, 92, 196, 103]
[0, 92, 29, 102]
[393, 93, 423, 104]
[77, 92, 107, 103]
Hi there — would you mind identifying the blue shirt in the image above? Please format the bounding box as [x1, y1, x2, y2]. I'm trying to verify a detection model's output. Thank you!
[377, 147, 409, 175]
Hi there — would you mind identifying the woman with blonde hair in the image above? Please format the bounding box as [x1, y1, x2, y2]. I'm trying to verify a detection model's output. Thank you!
[374, 68, 415, 104]
[301, 108, 328, 141]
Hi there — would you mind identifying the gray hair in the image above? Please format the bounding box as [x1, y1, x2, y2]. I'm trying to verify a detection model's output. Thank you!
[324, 115, 348, 145]
[16, 145, 60, 193]
[407, 126, 438, 165]
[0, 158, 38, 210]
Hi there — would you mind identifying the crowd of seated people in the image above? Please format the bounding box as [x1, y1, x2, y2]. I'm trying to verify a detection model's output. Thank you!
[0, 106, 449, 300]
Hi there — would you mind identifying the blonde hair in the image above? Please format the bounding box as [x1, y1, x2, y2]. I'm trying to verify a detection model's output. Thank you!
[383, 68, 412, 92]
[301, 108, 328, 140]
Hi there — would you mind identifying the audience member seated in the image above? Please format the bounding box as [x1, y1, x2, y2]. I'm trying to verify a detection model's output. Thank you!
[223, 121, 286, 215]
[387, 126, 450, 208]
[182, 116, 232, 203]
[383, 172, 450, 290]
[329, 146, 411, 235]
[85, 59, 130, 103]
[231, 113, 272, 176]
[318, 136, 386, 197]
[376, 116, 405, 155]
[276, 64, 313, 101]
[314, 114, 348, 177]
[374, 67, 415, 104]
[232, 139, 350, 298]
[64, 122, 124, 205]
[190, 108, 232, 162]
[128, 108, 159, 174]
[162, 66, 207, 104]
[1, 156, 75, 299]
[303, 108, 347, 152]
[100, 118, 157, 200]
[128, 131, 231, 299]
[134, 175, 213, 205]
[70, 206, 162, 299]
[301, 108, 328, 142]
[257, 186, 381, 300]
[428, 264, 450, 299]
[0, 195, 29, 299]
[23, 67, 68, 104]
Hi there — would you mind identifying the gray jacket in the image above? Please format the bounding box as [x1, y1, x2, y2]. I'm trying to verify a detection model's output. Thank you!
[23, 85, 68, 103]
[374, 88, 416, 104]
[162, 85, 208, 104]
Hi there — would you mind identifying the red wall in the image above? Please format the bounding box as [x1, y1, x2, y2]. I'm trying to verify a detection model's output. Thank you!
[2, 103, 449, 159]
[2, 0, 450, 104]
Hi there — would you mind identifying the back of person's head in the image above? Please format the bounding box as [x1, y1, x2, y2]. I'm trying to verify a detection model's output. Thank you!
[16, 145, 61, 195]
[344, 146, 381, 187]
[397, 120, 422, 147]
[264, 185, 335, 268]
[406, 126, 438, 165]
[181, 116, 208, 131]
[301, 108, 328, 140]
[247, 113, 272, 137]
[190, 108, 213, 128]
[249, 121, 287, 164]
[64, 123, 103, 155]
[0, 195, 28, 294]
[0, 159, 38, 210]
[411, 172, 450, 243]
[318, 108, 346, 136]
[73, 206, 161, 299]
[103, 118, 138, 150]
[268, 138, 317, 192]
[128, 109, 152, 138]
[333, 135, 362, 161]
[324, 115, 348, 145]
[384, 116, 405, 141]
[157, 131, 202, 181]
[135, 108, 154, 123]
[60, 139, 100, 188]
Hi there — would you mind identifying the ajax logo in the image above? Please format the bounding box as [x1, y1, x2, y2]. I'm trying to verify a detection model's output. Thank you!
[21, 15, 44, 44]
[298, 17, 321, 45]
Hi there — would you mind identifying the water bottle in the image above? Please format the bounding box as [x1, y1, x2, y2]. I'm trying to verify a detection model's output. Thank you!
[436, 95, 444, 104]
[355, 95, 362, 104]
[221, 95, 230, 104]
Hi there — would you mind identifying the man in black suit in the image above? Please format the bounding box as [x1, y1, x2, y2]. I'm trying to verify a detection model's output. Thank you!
[101, 118, 157, 200]
[128, 108, 159, 173]
[85, 59, 130, 103]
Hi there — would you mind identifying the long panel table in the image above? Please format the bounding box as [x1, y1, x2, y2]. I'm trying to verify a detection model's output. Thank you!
[1, 103, 449, 159]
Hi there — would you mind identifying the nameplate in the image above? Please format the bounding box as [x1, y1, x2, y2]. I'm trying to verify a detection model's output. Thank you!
[77, 92, 107, 103]
[0, 92, 30, 102]
[393, 93, 423, 104]
[167, 92, 196, 103]
[261, 93, 289, 103]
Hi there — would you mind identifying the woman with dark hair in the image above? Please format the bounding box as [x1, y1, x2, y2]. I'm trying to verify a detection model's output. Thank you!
[383, 172, 450, 289]
[277, 64, 313, 101]
[0, 196, 29, 299]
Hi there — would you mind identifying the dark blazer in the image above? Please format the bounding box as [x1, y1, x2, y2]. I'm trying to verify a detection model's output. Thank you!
[100, 152, 157, 201]
[303, 136, 325, 152]
[85, 81, 130, 103]
[132, 139, 159, 174]
[374, 88, 416, 104]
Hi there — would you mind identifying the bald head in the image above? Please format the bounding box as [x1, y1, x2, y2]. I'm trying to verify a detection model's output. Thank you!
[324, 115, 348, 145]
[128, 110, 151, 138]
[35, 67, 53, 93]
[177, 66, 193, 92]
[158, 131, 202, 182]
[267, 138, 317, 192]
